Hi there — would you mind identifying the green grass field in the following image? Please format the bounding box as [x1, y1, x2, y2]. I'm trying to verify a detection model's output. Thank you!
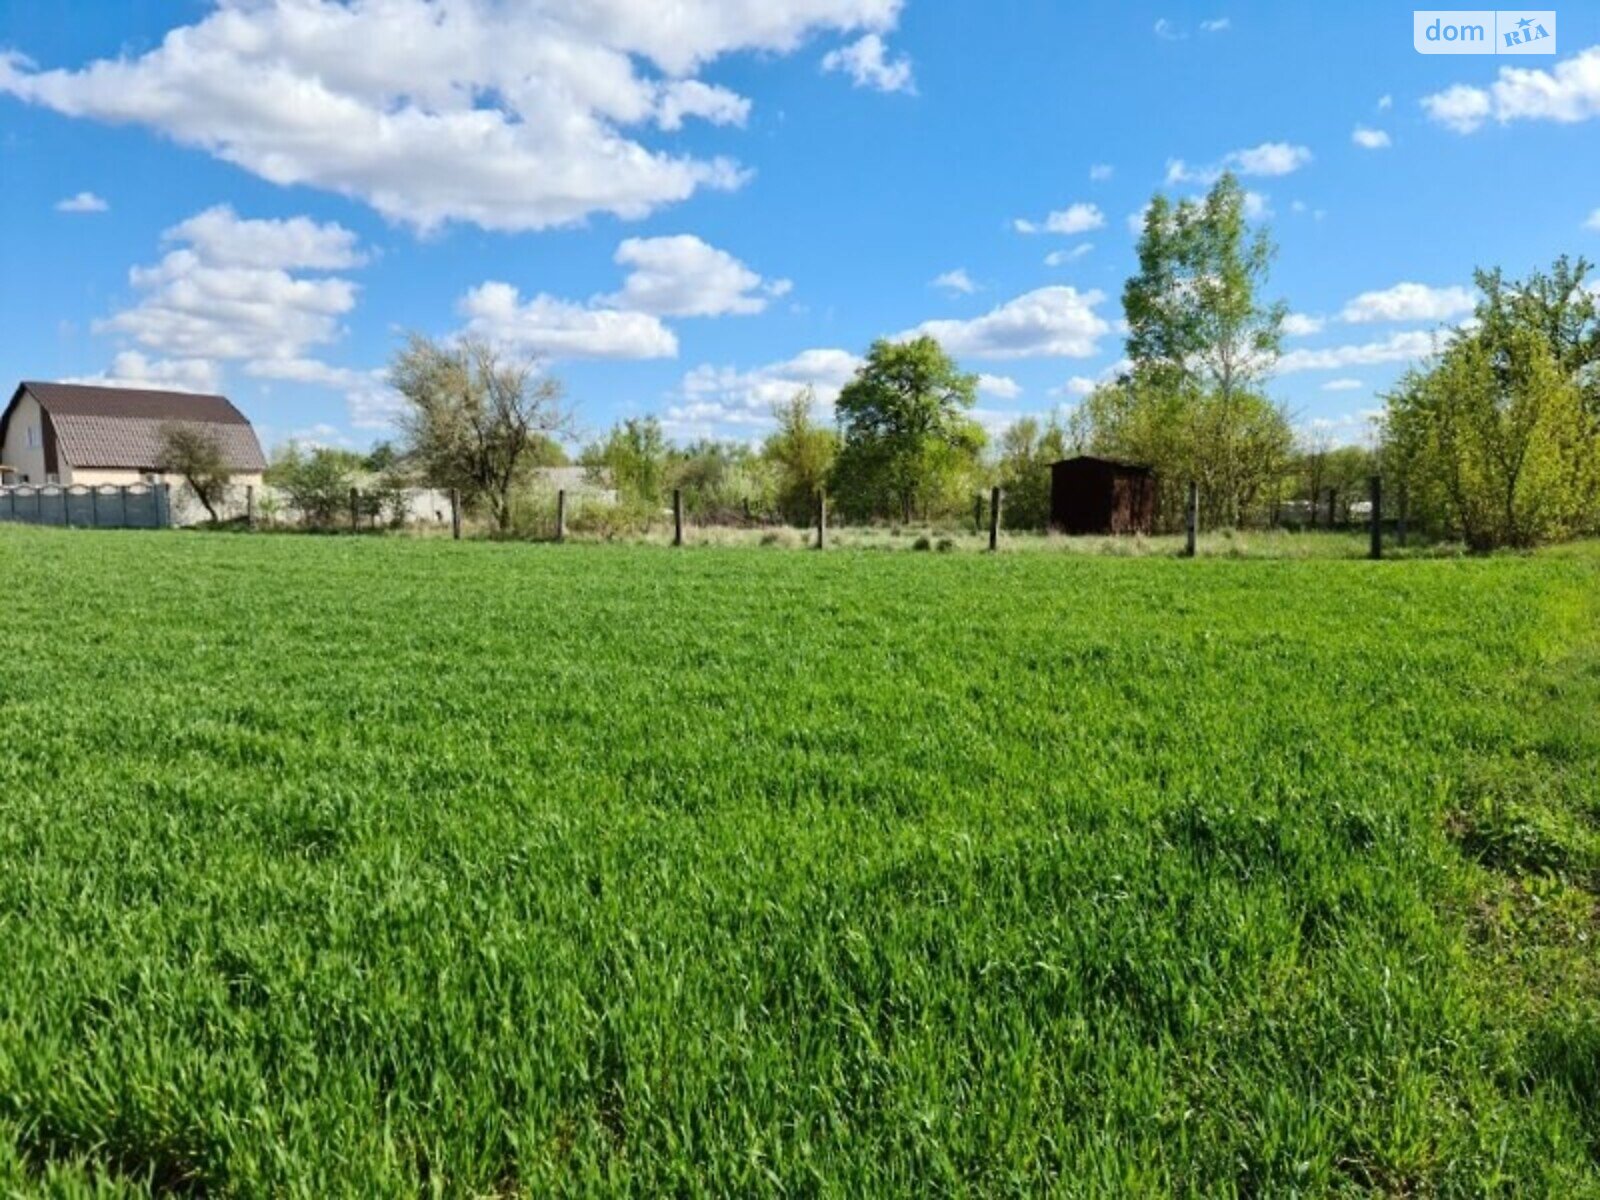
[1, 526, 1597, 1196]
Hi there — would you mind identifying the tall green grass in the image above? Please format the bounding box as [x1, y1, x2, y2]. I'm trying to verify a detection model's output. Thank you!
[0, 527, 1595, 1195]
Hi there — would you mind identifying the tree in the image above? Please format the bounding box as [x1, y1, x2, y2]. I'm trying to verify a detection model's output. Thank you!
[995, 416, 1070, 529]
[265, 443, 362, 528]
[156, 423, 231, 523]
[1471, 256, 1599, 423]
[1079, 173, 1293, 527]
[832, 336, 984, 522]
[391, 334, 575, 533]
[1124, 173, 1286, 402]
[763, 388, 839, 525]
[583, 417, 668, 506]
[1384, 326, 1593, 549]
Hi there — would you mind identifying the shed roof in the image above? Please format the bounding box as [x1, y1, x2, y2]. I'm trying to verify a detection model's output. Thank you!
[4, 382, 267, 472]
[1051, 454, 1153, 473]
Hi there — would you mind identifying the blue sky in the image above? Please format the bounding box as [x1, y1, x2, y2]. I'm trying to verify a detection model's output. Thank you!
[2, 1, 1598, 453]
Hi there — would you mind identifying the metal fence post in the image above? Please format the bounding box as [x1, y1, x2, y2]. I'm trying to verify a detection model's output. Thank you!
[816, 489, 827, 550]
[1185, 480, 1199, 557]
[989, 486, 1002, 552]
[556, 488, 567, 542]
[450, 488, 461, 540]
[1369, 475, 1382, 560]
[161, 482, 172, 528]
[673, 488, 684, 547]
[246, 484, 255, 529]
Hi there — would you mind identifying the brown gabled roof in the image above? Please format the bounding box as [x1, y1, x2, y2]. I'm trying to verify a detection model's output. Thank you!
[3, 382, 267, 472]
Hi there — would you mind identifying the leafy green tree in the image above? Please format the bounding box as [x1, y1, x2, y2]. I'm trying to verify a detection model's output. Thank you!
[763, 388, 839, 525]
[832, 336, 984, 522]
[1471, 256, 1600, 424]
[1384, 325, 1594, 549]
[996, 416, 1071, 529]
[667, 440, 775, 521]
[265, 443, 362, 528]
[1124, 173, 1286, 402]
[156, 422, 232, 523]
[1080, 173, 1293, 527]
[582, 416, 669, 506]
[390, 334, 574, 533]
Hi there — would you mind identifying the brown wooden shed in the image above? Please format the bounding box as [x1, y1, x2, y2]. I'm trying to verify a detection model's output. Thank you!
[1050, 456, 1156, 535]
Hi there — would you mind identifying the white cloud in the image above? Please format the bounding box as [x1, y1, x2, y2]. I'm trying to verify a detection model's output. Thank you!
[162, 204, 366, 270]
[1057, 375, 1098, 397]
[1154, 18, 1186, 41]
[977, 373, 1021, 399]
[1340, 282, 1475, 324]
[54, 190, 107, 213]
[821, 32, 914, 93]
[457, 281, 677, 360]
[1277, 330, 1440, 374]
[1089, 163, 1114, 181]
[1283, 312, 1325, 336]
[1321, 378, 1364, 391]
[95, 207, 362, 380]
[66, 350, 220, 392]
[902, 286, 1110, 360]
[1377, 94, 1393, 111]
[0, 0, 903, 232]
[1351, 126, 1391, 149]
[1166, 140, 1313, 185]
[655, 79, 751, 131]
[1200, 17, 1231, 33]
[1585, 207, 1600, 231]
[1044, 243, 1094, 266]
[668, 347, 861, 434]
[931, 268, 978, 295]
[606, 235, 778, 317]
[1423, 46, 1600, 134]
[1014, 202, 1105, 236]
[246, 357, 399, 430]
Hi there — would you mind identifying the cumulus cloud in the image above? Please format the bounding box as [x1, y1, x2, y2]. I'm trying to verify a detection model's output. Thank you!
[1423, 45, 1600, 133]
[1340, 282, 1475, 324]
[821, 32, 914, 93]
[605, 235, 781, 317]
[0, 0, 903, 232]
[54, 190, 107, 213]
[66, 350, 221, 393]
[163, 204, 366, 270]
[1276, 330, 1440, 373]
[901, 286, 1110, 359]
[977, 373, 1021, 399]
[1351, 126, 1391, 149]
[93, 205, 363, 396]
[1057, 375, 1098, 397]
[668, 347, 861, 435]
[1153, 18, 1186, 41]
[1166, 141, 1312, 185]
[1585, 207, 1600, 231]
[457, 281, 677, 360]
[1282, 312, 1326, 337]
[1089, 163, 1114, 181]
[1200, 17, 1230, 32]
[1014, 202, 1104, 236]
[1321, 378, 1364, 391]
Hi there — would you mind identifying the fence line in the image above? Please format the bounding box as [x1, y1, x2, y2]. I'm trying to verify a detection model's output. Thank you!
[0, 483, 171, 529]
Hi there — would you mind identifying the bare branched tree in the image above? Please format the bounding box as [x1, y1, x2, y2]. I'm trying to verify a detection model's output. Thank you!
[390, 334, 575, 533]
[156, 422, 231, 523]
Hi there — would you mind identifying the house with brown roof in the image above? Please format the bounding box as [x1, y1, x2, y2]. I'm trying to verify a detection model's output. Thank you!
[0, 382, 266, 519]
